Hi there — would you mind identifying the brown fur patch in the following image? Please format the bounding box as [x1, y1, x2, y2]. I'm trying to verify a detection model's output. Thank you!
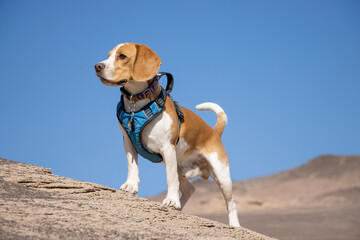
[178, 107, 229, 165]
[214, 112, 227, 137]
[131, 44, 162, 82]
[111, 43, 137, 82]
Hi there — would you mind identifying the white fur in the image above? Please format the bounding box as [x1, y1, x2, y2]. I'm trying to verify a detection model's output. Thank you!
[176, 139, 205, 179]
[204, 152, 240, 227]
[196, 102, 228, 124]
[119, 126, 139, 194]
[196, 102, 225, 115]
[142, 112, 181, 208]
[99, 43, 126, 80]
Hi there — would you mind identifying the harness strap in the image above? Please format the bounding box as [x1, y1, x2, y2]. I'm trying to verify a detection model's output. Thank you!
[157, 72, 174, 95]
[117, 72, 183, 163]
[117, 90, 167, 163]
[157, 72, 184, 122]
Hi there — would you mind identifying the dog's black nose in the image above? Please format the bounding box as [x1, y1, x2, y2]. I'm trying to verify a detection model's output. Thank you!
[95, 63, 105, 72]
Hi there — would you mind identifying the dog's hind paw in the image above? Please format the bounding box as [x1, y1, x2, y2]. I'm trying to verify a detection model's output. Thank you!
[162, 197, 181, 210]
[120, 181, 138, 194]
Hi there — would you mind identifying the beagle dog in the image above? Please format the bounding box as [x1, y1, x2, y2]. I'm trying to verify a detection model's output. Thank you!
[95, 43, 240, 227]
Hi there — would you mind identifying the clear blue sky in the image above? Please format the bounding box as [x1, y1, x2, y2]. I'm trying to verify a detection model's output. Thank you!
[1, 1, 359, 196]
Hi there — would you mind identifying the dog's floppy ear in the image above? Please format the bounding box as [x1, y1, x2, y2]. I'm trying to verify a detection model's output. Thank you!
[131, 44, 162, 82]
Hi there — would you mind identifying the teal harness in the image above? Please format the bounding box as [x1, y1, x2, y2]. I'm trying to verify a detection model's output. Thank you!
[116, 73, 183, 163]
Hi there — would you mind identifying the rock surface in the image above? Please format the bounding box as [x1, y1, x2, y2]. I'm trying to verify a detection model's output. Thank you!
[0, 158, 274, 240]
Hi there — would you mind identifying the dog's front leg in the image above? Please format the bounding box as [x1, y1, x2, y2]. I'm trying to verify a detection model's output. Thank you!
[120, 134, 139, 194]
[161, 144, 181, 209]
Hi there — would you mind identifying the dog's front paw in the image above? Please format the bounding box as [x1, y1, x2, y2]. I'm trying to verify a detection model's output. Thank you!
[162, 197, 181, 210]
[120, 181, 138, 194]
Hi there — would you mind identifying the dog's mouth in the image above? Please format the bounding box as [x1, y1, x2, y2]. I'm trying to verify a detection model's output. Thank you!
[99, 77, 128, 86]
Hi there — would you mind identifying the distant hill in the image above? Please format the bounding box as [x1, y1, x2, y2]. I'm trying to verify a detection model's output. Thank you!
[149, 155, 360, 240]
[232, 155, 360, 209]
[0, 158, 272, 240]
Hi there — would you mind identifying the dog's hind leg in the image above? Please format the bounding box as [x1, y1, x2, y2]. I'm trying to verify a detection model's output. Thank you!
[179, 176, 195, 210]
[205, 152, 240, 227]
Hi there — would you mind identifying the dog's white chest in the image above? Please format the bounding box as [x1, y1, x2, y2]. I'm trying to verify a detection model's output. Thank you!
[141, 111, 174, 155]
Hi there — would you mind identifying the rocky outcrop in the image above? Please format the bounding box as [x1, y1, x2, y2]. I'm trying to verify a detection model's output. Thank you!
[0, 158, 274, 240]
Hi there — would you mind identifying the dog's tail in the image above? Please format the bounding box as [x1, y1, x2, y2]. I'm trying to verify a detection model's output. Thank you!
[196, 102, 227, 137]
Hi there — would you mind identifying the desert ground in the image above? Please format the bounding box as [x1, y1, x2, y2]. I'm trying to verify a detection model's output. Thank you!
[0, 157, 273, 240]
[150, 155, 360, 240]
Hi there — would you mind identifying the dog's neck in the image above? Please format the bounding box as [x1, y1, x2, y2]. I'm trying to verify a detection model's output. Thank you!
[123, 80, 150, 95]
[122, 79, 161, 112]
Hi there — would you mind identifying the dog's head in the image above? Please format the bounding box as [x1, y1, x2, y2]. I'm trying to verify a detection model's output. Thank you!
[95, 43, 162, 87]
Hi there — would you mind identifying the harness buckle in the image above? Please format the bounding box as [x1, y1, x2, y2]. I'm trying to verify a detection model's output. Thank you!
[129, 112, 135, 131]
[155, 96, 165, 108]
[155, 90, 166, 108]
[144, 108, 153, 118]
[156, 98, 165, 108]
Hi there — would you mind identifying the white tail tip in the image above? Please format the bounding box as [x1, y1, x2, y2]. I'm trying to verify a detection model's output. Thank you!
[196, 102, 225, 114]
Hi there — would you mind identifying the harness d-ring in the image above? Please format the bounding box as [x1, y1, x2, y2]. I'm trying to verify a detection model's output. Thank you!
[157, 72, 184, 123]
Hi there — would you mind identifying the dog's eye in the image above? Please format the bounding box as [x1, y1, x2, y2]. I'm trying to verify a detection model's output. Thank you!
[118, 54, 127, 60]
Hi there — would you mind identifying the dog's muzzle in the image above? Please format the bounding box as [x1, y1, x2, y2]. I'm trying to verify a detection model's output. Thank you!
[100, 77, 128, 86]
[95, 62, 128, 86]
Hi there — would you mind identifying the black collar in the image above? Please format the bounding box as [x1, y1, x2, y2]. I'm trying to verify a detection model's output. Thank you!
[120, 75, 159, 102]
